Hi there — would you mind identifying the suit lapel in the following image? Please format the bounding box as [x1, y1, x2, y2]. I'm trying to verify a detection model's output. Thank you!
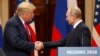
[15, 15, 29, 40]
[74, 22, 84, 30]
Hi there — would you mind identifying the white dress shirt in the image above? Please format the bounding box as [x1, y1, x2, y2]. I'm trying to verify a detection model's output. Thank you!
[19, 16, 25, 25]
[19, 16, 31, 35]
[73, 20, 82, 29]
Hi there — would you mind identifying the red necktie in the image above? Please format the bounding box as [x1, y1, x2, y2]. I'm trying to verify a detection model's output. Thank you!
[24, 22, 36, 56]
[24, 22, 32, 42]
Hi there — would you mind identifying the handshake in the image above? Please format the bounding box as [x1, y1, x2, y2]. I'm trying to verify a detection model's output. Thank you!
[35, 41, 44, 51]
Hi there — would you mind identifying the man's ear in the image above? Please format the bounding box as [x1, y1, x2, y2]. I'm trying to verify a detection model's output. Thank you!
[72, 15, 76, 20]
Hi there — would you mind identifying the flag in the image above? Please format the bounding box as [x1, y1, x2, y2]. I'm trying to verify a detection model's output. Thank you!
[50, 0, 77, 56]
[0, 18, 3, 48]
[92, 0, 100, 47]
[0, 17, 5, 56]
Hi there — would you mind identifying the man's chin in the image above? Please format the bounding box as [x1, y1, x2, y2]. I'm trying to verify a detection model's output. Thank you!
[27, 19, 33, 24]
[68, 23, 72, 25]
[68, 22, 70, 25]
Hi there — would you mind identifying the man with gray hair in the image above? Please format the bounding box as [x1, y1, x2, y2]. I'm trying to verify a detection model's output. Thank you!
[3, 2, 36, 56]
[35, 7, 91, 50]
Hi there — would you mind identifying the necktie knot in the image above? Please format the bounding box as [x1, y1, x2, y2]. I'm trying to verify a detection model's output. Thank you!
[25, 22, 29, 25]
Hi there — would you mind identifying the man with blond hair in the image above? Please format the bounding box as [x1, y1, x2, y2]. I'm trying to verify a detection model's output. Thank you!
[3, 2, 36, 56]
[35, 7, 91, 51]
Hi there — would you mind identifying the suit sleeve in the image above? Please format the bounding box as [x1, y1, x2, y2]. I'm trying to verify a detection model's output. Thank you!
[78, 26, 91, 46]
[4, 22, 34, 52]
[43, 38, 67, 48]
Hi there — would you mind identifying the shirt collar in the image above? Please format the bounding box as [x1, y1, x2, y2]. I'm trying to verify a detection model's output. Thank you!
[19, 16, 25, 25]
[73, 20, 82, 29]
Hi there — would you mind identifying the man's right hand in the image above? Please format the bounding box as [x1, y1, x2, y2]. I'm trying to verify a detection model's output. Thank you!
[35, 41, 44, 51]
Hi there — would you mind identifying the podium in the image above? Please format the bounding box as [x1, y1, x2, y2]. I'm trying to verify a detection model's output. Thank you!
[58, 47, 100, 56]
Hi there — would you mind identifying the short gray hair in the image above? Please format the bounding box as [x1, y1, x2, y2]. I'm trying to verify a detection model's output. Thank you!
[67, 7, 82, 18]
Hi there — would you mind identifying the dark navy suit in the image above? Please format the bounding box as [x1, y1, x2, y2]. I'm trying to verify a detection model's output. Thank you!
[44, 22, 91, 48]
[3, 15, 34, 56]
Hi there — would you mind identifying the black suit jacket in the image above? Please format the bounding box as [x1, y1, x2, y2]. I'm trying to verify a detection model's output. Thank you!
[44, 22, 91, 48]
[3, 15, 34, 56]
